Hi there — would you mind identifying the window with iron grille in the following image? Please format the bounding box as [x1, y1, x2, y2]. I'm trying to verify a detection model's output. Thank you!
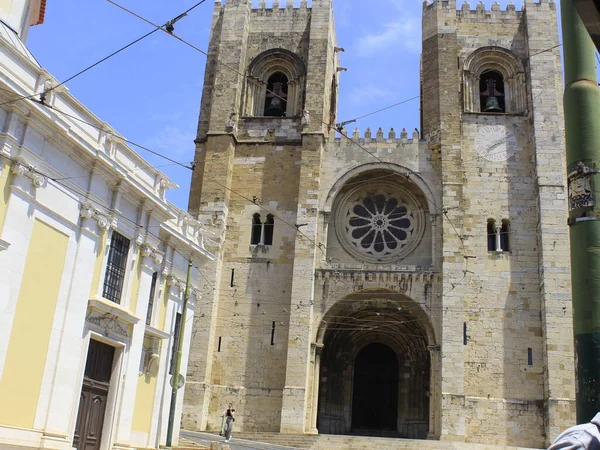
[102, 232, 130, 304]
[146, 272, 158, 326]
[169, 313, 182, 375]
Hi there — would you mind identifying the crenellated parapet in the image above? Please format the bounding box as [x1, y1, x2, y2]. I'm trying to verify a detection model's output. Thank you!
[254, 0, 311, 11]
[215, 0, 313, 11]
[332, 127, 422, 145]
[423, 0, 554, 14]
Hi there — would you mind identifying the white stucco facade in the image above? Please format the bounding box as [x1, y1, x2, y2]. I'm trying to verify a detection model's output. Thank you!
[0, 5, 215, 450]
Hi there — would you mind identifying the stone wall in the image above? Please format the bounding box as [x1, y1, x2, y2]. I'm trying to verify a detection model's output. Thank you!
[185, 0, 575, 446]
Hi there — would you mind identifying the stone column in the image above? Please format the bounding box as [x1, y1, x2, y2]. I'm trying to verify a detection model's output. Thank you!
[309, 343, 323, 433]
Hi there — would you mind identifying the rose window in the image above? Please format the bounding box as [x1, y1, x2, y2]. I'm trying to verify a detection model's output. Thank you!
[335, 184, 425, 263]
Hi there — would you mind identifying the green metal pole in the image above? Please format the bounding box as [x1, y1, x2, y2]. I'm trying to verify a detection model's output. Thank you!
[561, 0, 600, 423]
[166, 260, 193, 447]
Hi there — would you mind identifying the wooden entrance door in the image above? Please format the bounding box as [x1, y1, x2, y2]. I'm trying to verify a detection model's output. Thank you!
[73, 340, 115, 450]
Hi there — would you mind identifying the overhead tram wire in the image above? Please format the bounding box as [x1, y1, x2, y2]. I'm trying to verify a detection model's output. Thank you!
[23, 97, 324, 255]
[102, 2, 567, 293]
[0, 0, 209, 108]
[106, 0, 292, 108]
[29, 100, 194, 169]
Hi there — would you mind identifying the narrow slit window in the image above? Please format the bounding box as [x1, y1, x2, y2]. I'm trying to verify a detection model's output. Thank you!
[218, 336, 222, 353]
[146, 272, 158, 326]
[463, 322, 468, 345]
[480, 70, 505, 113]
[230, 269, 235, 288]
[527, 348, 533, 366]
[102, 231, 130, 304]
[500, 219, 510, 252]
[271, 321, 276, 346]
[264, 214, 275, 246]
[487, 219, 496, 252]
[251, 213, 262, 245]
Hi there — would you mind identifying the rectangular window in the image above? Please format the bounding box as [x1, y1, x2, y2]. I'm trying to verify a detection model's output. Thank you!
[169, 313, 182, 375]
[146, 272, 158, 326]
[102, 232, 130, 304]
[527, 348, 533, 366]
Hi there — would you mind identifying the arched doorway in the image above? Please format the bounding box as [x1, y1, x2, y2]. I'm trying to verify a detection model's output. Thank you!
[316, 294, 432, 439]
[352, 343, 398, 432]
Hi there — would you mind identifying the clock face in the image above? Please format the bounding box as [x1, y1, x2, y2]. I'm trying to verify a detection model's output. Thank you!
[475, 125, 518, 162]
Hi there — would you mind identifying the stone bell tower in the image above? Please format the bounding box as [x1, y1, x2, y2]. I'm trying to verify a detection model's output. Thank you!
[422, 0, 575, 446]
[185, 0, 339, 433]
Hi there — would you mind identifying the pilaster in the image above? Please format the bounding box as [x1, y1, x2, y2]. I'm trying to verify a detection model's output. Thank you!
[525, 1, 576, 442]
[280, 134, 324, 434]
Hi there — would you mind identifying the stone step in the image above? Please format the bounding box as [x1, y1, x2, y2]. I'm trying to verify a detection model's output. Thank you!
[233, 433, 542, 450]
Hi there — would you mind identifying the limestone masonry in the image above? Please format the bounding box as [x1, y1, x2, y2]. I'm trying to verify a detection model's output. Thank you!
[184, 0, 575, 448]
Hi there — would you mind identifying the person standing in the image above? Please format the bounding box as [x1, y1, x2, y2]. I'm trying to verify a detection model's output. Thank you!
[224, 406, 235, 443]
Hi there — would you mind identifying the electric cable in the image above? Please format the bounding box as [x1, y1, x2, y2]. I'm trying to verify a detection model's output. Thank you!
[0, 0, 210, 108]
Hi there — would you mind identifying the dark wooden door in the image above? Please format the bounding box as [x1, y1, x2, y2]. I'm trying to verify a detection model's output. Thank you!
[352, 343, 399, 432]
[73, 340, 115, 450]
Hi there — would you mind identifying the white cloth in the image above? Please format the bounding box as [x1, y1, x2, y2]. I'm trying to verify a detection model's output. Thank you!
[549, 413, 600, 449]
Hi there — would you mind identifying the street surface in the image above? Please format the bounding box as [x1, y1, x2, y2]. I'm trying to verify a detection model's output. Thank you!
[181, 430, 300, 450]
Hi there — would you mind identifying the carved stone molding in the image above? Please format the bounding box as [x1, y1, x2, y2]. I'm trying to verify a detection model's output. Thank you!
[11, 160, 46, 189]
[141, 243, 165, 266]
[86, 296, 140, 340]
[86, 312, 128, 337]
[80, 202, 114, 232]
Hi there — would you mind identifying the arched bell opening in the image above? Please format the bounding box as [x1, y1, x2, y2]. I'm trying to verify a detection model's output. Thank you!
[315, 293, 432, 439]
[479, 69, 505, 113]
[264, 72, 289, 117]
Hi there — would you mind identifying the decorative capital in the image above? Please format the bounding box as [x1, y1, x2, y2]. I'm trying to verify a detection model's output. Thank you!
[80, 202, 113, 232]
[166, 274, 180, 287]
[11, 160, 47, 189]
[141, 243, 165, 266]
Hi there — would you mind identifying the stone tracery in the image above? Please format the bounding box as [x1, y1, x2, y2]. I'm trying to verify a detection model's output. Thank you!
[335, 182, 425, 263]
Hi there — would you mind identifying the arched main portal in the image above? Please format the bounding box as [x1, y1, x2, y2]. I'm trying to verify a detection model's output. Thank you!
[316, 294, 432, 439]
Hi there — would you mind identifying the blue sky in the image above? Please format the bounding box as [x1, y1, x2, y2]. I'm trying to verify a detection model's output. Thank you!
[26, 0, 556, 210]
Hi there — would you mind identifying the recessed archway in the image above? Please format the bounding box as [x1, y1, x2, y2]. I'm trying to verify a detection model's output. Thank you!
[315, 291, 434, 439]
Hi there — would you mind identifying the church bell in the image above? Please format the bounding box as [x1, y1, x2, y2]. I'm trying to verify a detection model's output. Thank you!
[483, 96, 503, 113]
[266, 96, 285, 117]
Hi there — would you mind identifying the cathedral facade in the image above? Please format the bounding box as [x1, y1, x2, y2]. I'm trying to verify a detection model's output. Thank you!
[184, 0, 575, 447]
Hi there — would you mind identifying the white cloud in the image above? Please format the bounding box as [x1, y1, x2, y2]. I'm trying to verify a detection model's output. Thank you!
[145, 125, 195, 160]
[355, 19, 420, 56]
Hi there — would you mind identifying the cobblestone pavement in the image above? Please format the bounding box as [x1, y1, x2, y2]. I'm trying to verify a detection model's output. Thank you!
[181, 430, 300, 450]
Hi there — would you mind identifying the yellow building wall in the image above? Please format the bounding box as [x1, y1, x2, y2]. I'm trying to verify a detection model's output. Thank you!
[89, 232, 107, 298]
[0, 219, 69, 428]
[0, 165, 11, 233]
[131, 337, 159, 433]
